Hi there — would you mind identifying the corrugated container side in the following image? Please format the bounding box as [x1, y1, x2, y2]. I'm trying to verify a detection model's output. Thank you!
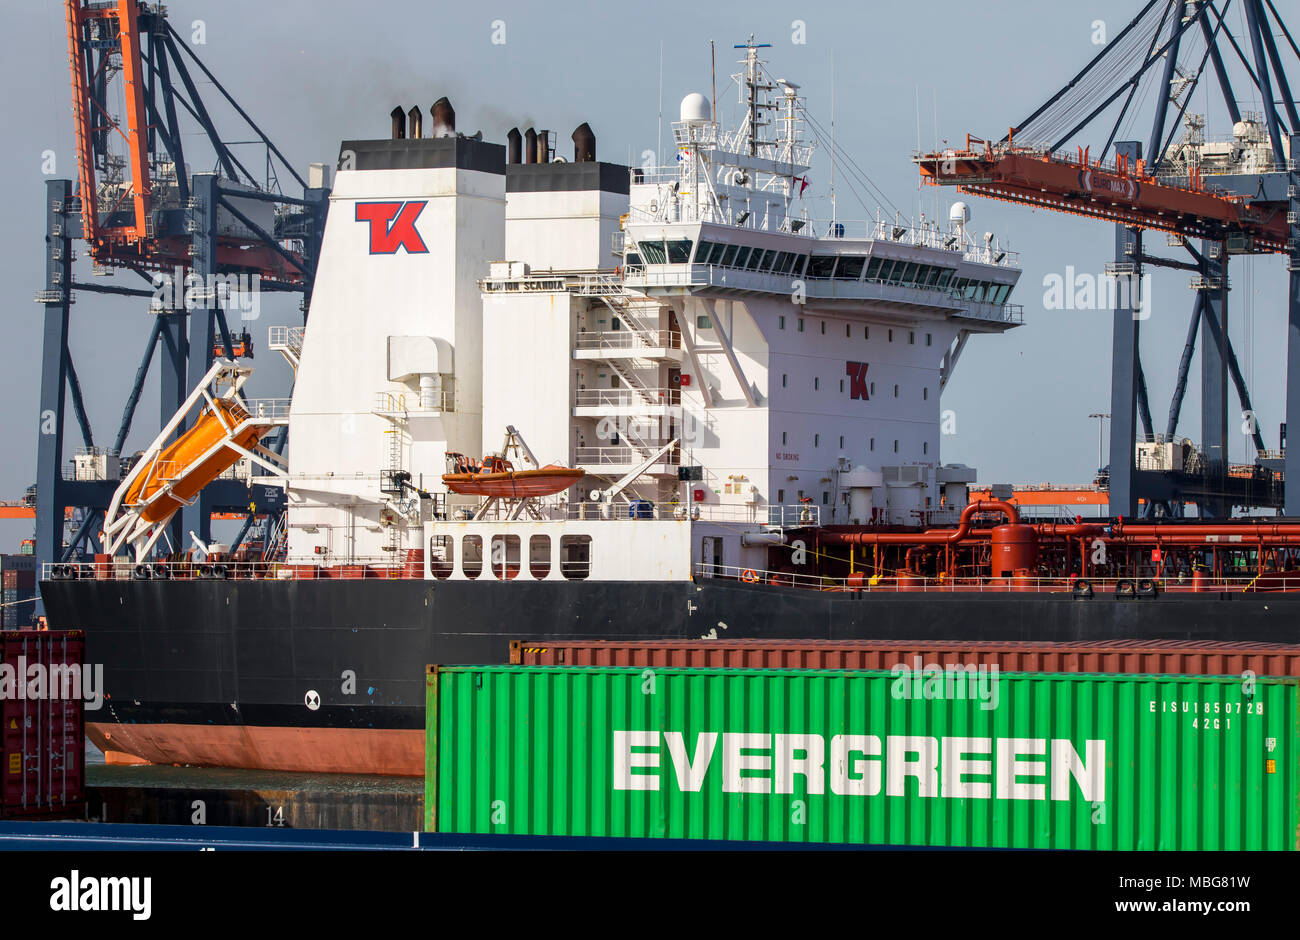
[510, 639, 1300, 677]
[427, 666, 1299, 850]
[0, 631, 87, 818]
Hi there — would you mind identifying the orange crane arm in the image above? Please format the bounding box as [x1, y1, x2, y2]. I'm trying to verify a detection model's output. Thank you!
[64, 0, 97, 247]
[916, 145, 1290, 253]
[115, 0, 152, 244]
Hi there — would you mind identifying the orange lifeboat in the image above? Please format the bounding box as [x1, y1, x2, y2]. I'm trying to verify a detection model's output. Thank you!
[122, 399, 270, 522]
[442, 453, 583, 499]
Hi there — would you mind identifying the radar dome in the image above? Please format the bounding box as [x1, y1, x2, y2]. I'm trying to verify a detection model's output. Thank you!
[680, 93, 711, 124]
[949, 202, 970, 224]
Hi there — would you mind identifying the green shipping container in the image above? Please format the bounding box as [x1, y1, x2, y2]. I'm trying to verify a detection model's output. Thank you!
[425, 665, 1300, 850]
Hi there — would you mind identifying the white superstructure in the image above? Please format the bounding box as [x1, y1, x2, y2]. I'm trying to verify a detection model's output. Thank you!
[277, 42, 1023, 581]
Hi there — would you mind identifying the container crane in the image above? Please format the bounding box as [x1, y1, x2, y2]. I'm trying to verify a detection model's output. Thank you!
[915, 0, 1300, 518]
[34, 1, 329, 592]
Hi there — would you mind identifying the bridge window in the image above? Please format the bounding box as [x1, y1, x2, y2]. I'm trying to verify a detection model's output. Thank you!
[626, 252, 641, 267]
[744, 248, 766, 271]
[560, 534, 592, 580]
[529, 535, 551, 579]
[837, 256, 866, 279]
[696, 241, 722, 264]
[732, 246, 752, 268]
[720, 243, 740, 266]
[666, 239, 693, 263]
[865, 257, 884, 280]
[639, 240, 666, 264]
[991, 283, 1012, 304]
[461, 535, 483, 579]
[935, 270, 953, 289]
[756, 249, 777, 271]
[807, 255, 837, 278]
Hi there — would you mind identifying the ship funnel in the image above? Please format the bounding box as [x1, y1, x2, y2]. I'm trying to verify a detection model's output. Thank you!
[507, 127, 522, 164]
[432, 97, 456, 138]
[407, 105, 423, 139]
[536, 130, 549, 163]
[524, 127, 538, 164]
[390, 106, 406, 140]
[572, 122, 595, 162]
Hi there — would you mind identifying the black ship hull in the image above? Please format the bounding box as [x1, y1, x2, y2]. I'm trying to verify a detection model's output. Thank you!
[40, 577, 1300, 773]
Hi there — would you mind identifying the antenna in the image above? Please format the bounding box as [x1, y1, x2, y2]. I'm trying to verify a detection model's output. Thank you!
[830, 51, 837, 226]
[711, 40, 717, 124]
[657, 40, 663, 166]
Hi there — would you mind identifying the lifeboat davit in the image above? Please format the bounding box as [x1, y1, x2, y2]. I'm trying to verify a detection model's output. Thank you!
[122, 399, 269, 523]
[443, 453, 583, 498]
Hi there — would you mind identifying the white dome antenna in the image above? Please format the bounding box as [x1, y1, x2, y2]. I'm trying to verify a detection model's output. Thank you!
[680, 93, 712, 124]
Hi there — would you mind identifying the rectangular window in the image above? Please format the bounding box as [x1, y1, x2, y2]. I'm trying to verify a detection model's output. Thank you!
[782, 374, 787, 387]
[779, 315, 785, 329]
[870, 438, 875, 451]
[893, 384, 899, 397]
[696, 315, 712, 329]
[870, 381, 875, 395]
[807, 255, 837, 278]
[923, 442, 929, 455]
[639, 241, 666, 264]
[926, 267, 943, 288]
[839, 435, 845, 448]
[820, 321, 826, 335]
[814, 377, 820, 390]
[798, 318, 805, 332]
[865, 257, 884, 280]
[773, 251, 791, 273]
[936, 270, 953, 290]
[898, 262, 919, 285]
[865, 326, 870, 340]
[744, 248, 765, 271]
[822, 491, 829, 505]
[888, 329, 893, 342]
[782, 431, 787, 445]
[720, 243, 740, 267]
[757, 249, 777, 271]
[893, 440, 899, 453]
[839, 379, 844, 393]
[666, 239, 693, 264]
[837, 255, 866, 279]
[814, 434, 820, 446]
[909, 331, 915, 345]
[923, 387, 928, 400]
[695, 241, 718, 263]
[733, 246, 752, 269]
[846, 324, 851, 338]
[777, 488, 784, 503]
[926, 333, 932, 346]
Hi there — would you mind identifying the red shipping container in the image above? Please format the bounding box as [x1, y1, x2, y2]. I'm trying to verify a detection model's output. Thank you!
[510, 638, 1300, 677]
[0, 631, 86, 819]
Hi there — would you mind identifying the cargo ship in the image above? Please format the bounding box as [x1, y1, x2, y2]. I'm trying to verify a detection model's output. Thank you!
[39, 42, 1300, 775]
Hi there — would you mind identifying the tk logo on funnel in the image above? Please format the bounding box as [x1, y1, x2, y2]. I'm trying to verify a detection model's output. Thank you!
[356, 200, 429, 254]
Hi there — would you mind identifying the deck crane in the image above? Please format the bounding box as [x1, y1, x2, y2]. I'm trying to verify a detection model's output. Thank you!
[36, 1, 329, 588]
[916, 0, 1300, 518]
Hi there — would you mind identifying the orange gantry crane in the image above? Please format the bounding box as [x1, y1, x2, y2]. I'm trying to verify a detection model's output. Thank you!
[915, 0, 1300, 520]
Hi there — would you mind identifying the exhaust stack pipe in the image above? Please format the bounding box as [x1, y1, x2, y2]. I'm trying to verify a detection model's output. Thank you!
[432, 97, 456, 138]
[524, 127, 538, 164]
[506, 127, 522, 164]
[536, 129, 549, 163]
[407, 106, 423, 139]
[572, 122, 595, 162]
[390, 106, 406, 140]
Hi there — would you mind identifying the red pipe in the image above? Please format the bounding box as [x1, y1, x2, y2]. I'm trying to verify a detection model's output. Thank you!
[819, 500, 1020, 547]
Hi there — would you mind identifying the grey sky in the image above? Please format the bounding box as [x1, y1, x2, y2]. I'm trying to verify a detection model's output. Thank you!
[1, 0, 1291, 548]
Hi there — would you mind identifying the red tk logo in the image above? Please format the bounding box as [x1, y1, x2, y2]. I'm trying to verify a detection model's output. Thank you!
[355, 201, 429, 254]
[846, 361, 869, 400]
